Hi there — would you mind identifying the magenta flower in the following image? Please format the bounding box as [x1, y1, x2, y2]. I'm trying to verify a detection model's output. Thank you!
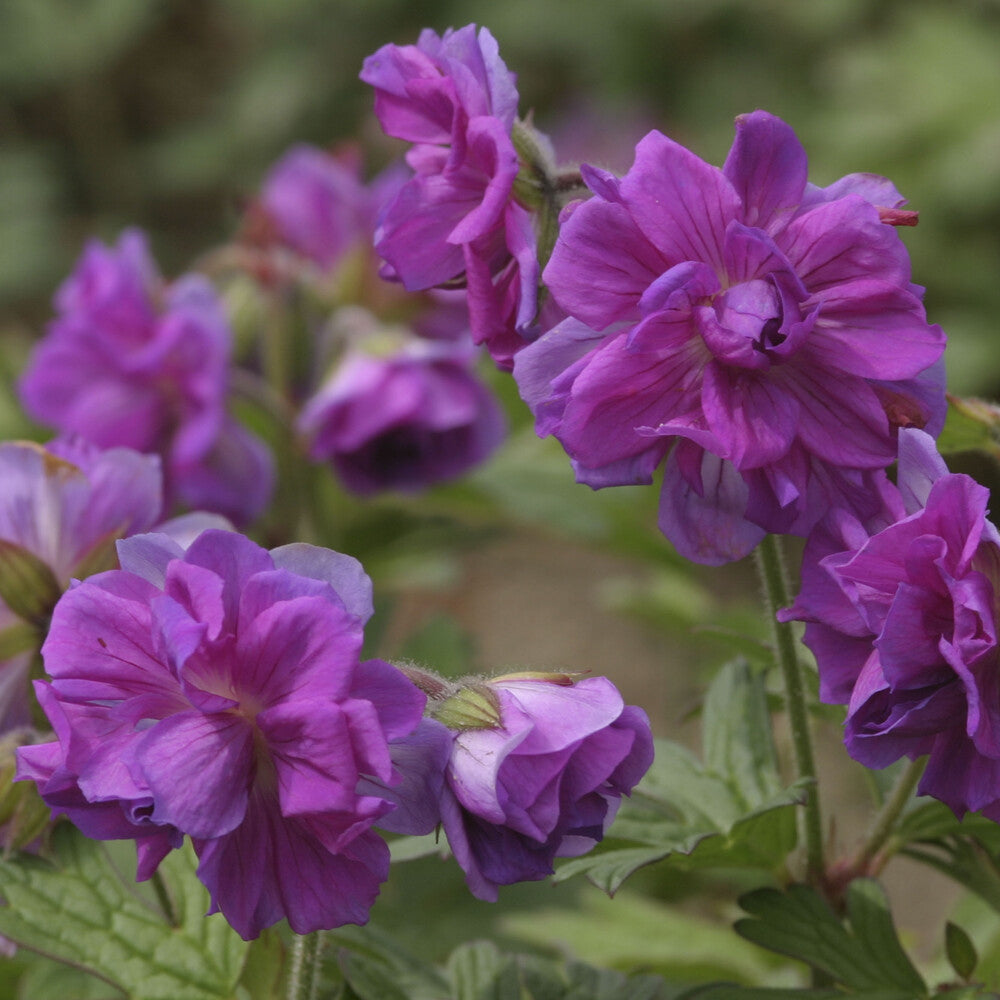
[361, 25, 540, 369]
[514, 111, 946, 564]
[780, 430, 1000, 820]
[298, 315, 505, 494]
[19, 230, 274, 526]
[0, 438, 162, 733]
[431, 675, 653, 901]
[257, 145, 377, 271]
[17, 529, 426, 938]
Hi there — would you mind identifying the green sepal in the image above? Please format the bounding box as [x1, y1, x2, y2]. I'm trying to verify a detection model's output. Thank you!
[432, 683, 502, 731]
[938, 393, 1000, 457]
[69, 524, 127, 581]
[0, 619, 40, 660]
[0, 539, 62, 625]
[945, 920, 979, 982]
[0, 731, 52, 852]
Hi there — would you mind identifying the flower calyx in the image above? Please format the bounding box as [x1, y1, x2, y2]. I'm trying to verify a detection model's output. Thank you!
[431, 682, 503, 732]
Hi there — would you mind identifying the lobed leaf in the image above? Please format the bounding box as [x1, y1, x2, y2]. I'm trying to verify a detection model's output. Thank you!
[734, 880, 925, 997]
[0, 825, 247, 1000]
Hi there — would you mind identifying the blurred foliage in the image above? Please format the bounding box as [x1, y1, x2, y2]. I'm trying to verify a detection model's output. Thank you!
[1, 0, 998, 396]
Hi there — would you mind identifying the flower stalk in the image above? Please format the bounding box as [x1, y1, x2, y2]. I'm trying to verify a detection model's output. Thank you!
[754, 533, 824, 884]
[286, 931, 325, 1000]
[852, 757, 927, 875]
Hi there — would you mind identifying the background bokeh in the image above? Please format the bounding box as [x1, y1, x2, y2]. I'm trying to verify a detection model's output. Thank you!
[1, 0, 1000, 991]
[2, 0, 999, 394]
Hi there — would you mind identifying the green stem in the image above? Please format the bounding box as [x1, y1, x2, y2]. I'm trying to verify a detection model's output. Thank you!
[150, 870, 177, 927]
[852, 757, 927, 874]
[286, 931, 326, 1000]
[754, 534, 824, 883]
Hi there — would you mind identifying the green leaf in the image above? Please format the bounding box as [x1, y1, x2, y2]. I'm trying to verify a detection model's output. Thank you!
[0, 825, 248, 1000]
[946, 921, 979, 981]
[683, 988, 912, 1000]
[702, 659, 782, 807]
[894, 800, 1000, 849]
[503, 890, 779, 986]
[327, 925, 451, 1000]
[235, 929, 284, 1000]
[734, 880, 926, 996]
[903, 837, 1000, 914]
[843, 880, 926, 995]
[562, 962, 668, 1000]
[14, 956, 124, 999]
[446, 941, 521, 1000]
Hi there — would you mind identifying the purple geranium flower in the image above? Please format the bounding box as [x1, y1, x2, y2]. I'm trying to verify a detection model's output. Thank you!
[361, 25, 540, 369]
[781, 429, 1000, 820]
[0, 438, 162, 733]
[514, 111, 946, 564]
[298, 314, 505, 494]
[19, 230, 274, 526]
[17, 529, 426, 938]
[426, 675, 653, 901]
[255, 144, 390, 272]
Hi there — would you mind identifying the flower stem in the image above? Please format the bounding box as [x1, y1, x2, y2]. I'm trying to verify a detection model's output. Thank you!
[286, 931, 326, 1000]
[754, 533, 824, 883]
[852, 757, 926, 875]
[150, 870, 177, 927]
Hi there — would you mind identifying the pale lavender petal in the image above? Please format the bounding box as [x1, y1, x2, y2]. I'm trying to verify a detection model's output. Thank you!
[271, 544, 374, 623]
[658, 446, 765, 565]
[896, 429, 948, 514]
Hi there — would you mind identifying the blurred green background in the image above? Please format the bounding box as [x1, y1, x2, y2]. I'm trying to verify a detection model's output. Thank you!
[2, 0, 999, 393]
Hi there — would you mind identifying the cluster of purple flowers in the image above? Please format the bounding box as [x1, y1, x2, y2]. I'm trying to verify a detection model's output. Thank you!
[247, 143, 508, 494]
[19, 232, 274, 527]
[358, 24, 1000, 838]
[16, 527, 651, 938]
[10, 13, 1000, 957]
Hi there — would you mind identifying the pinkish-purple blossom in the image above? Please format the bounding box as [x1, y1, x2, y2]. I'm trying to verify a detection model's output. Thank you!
[514, 111, 946, 564]
[298, 316, 505, 494]
[17, 529, 426, 939]
[0, 438, 162, 733]
[781, 429, 1000, 821]
[431, 676, 653, 901]
[19, 230, 274, 526]
[361, 25, 541, 370]
[257, 144, 371, 270]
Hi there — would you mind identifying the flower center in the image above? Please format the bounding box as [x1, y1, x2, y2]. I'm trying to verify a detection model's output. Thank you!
[712, 279, 784, 357]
